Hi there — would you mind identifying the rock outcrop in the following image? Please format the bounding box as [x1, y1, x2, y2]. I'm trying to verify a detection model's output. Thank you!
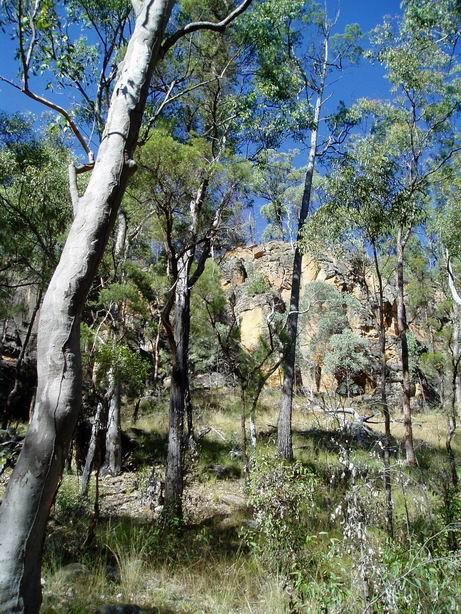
[221, 241, 401, 398]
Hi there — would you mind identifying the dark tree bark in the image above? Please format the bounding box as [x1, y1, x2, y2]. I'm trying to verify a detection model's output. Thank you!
[80, 401, 104, 498]
[372, 242, 394, 538]
[164, 253, 191, 519]
[103, 212, 128, 477]
[0, 2, 175, 610]
[396, 225, 416, 466]
[2, 289, 42, 430]
[278, 35, 328, 460]
[162, 178, 219, 519]
[104, 372, 122, 476]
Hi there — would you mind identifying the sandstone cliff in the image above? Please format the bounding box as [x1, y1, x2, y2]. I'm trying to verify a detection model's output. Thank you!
[220, 241, 413, 401]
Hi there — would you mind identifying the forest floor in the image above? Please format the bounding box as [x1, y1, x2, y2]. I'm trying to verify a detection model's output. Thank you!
[2, 389, 461, 613]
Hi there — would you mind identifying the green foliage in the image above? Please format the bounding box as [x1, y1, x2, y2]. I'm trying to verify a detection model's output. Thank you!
[190, 260, 227, 373]
[300, 281, 369, 394]
[407, 332, 424, 382]
[324, 329, 370, 395]
[94, 343, 149, 394]
[0, 121, 71, 316]
[237, 0, 307, 103]
[244, 453, 316, 573]
[253, 149, 304, 241]
[419, 351, 447, 381]
[234, 0, 362, 151]
[378, 541, 461, 612]
[245, 273, 270, 297]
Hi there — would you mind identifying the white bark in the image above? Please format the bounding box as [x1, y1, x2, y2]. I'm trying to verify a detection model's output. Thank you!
[447, 252, 461, 306]
[0, 2, 175, 611]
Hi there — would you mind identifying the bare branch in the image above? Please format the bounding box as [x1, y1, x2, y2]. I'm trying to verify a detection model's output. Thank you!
[0, 75, 93, 162]
[161, 0, 254, 54]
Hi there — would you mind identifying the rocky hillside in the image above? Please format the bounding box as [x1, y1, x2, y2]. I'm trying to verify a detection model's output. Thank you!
[220, 241, 427, 405]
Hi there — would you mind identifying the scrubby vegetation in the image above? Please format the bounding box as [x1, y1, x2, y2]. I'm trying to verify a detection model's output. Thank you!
[1, 0, 461, 611]
[26, 393, 459, 612]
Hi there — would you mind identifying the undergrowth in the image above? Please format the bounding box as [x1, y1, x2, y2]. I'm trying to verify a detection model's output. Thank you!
[41, 392, 461, 613]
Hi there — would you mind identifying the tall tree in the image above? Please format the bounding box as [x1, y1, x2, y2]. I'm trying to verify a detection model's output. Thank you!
[368, 0, 461, 463]
[303, 132, 399, 536]
[243, 0, 362, 459]
[133, 124, 247, 518]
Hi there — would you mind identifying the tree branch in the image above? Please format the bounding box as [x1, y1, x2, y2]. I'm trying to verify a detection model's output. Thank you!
[161, 0, 254, 55]
[0, 75, 93, 162]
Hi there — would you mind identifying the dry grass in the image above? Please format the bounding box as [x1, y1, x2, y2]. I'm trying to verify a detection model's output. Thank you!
[21, 388, 461, 611]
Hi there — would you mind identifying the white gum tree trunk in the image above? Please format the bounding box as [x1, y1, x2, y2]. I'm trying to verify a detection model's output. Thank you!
[0, 2, 175, 611]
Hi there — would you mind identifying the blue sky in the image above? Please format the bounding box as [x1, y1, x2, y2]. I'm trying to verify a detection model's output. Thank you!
[0, 1, 403, 240]
[0, 1, 402, 117]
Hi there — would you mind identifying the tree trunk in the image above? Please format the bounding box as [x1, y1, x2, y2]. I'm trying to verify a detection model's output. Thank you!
[163, 177, 213, 518]
[372, 242, 393, 538]
[249, 376, 267, 450]
[104, 371, 122, 476]
[447, 305, 460, 488]
[164, 254, 191, 520]
[186, 378, 194, 441]
[249, 409, 257, 449]
[0, 3, 175, 610]
[103, 212, 127, 477]
[447, 256, 461, 414]
[396, 225, 416, 465]
[278, 36, 328, 460]
[153, 314, 162, 384]
[80, 402, 104, 498]
[132, 398, 141, 424]
[3, 289, 42, 430]
[240, 389, 250, 477]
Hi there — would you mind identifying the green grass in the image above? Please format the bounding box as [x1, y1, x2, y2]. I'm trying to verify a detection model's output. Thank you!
[40, 389, 461, 613]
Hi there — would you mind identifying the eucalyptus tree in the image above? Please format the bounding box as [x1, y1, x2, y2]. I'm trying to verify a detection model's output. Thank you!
[303, 132, 399, 536]
[128, 2, 259, 518]
[431, 165, 461, 489]
[0, 1, 255, 610]
[241, 0, 362, 459]
[367, 0, 461, 465]
[132, 123, 249, 518]
[299, 280, 369, 396]
[435, 165, 461, 402]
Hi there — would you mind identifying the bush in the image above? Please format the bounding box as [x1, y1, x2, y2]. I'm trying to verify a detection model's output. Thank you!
[245, 273, 270, 296]
[244, 454, 315, 572]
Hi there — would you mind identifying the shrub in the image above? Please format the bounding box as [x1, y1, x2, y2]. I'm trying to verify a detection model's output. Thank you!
[244, 454, 315, 572]
[246, 273, 270, 296]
